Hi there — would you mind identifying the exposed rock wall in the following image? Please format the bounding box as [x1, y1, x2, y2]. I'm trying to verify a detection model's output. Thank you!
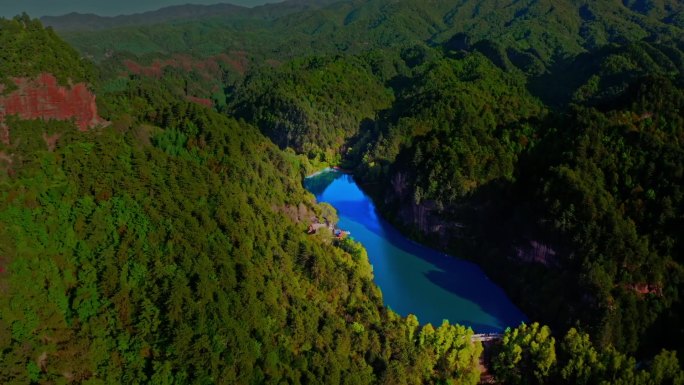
[0, 73, 105, 144]
[387, 171, 558, 266]
[388, 171, 459, 245]
[515, 240, 558, 266]
[123, 51, 248, 78]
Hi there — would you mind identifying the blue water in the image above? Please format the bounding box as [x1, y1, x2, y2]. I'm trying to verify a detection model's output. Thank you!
[304, 171, 526, 332]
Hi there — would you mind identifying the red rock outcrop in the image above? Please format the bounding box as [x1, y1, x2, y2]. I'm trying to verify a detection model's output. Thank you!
[0, 73, 105, 144]
[186, 96, 213, 107]
[123, 51, 249, 79]
[628, 283, 663, 296]
[515, 240, 558, 266]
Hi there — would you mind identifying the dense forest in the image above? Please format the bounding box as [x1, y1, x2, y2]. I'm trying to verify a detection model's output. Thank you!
[0, 14, 94, 89]
[346, 38, 684, 360]
[1, 0, 684, 383]
[0, 17, 489, 384]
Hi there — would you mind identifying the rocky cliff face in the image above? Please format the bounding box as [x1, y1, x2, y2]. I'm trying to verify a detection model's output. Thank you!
[0, 73, 105, 144]
[388, 171, 461, 245]
[387, 170, 559, 266]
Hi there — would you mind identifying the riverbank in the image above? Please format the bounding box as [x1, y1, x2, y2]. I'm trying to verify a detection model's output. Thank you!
[304, 171, 526, 331]
[350, 170, 556, 340]
[305, 167, 333, 179]
[305, 166, 351, 179]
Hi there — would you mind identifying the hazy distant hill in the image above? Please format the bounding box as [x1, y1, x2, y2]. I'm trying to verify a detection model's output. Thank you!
[54, 0, 684, 64]
[41, 0, 343, 31]
[40, 3, 248, 31]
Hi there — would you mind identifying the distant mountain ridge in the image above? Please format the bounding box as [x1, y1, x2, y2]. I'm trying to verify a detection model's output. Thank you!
[52, 0, 684, 65]
[40, 3, 248, 31]
[41, 0, 344, 31]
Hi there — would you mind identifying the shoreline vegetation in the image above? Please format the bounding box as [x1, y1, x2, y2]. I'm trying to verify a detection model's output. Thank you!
[305, 166, 352, 179]
[304, 170, 527, 331]
[1, 0, 683, 381]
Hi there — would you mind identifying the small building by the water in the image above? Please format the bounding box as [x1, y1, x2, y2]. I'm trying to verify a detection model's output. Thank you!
[334, 229, 351, 239]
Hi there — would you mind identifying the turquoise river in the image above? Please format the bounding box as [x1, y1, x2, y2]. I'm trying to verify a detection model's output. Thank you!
[304, 170, 526, 332]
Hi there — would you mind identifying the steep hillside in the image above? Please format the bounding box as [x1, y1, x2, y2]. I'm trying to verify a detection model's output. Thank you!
[0, 15, 94, 85]
[3, 2, 684, 383]
[349, 41, 684, 356]
[230, 54, 394, 161]
[0, 18, 486, 385]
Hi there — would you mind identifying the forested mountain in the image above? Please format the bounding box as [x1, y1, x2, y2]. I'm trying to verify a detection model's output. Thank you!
[40, 0, 343, 32]
[0, 14, 94, 87]
[0, 18, 486, 384]
[2, 0, 684, 383]
[54, 0, 684, 62]
[229, 54, 394, 160]
[40, 4, 248, 31]
[354, 66, 684, 353]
